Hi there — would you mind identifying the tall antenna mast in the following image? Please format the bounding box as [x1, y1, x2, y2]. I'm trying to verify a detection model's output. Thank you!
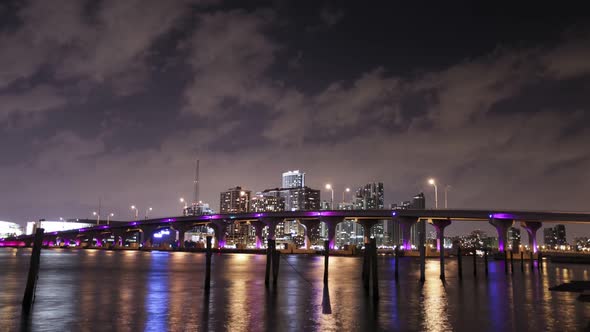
[193, 159, 200, 204]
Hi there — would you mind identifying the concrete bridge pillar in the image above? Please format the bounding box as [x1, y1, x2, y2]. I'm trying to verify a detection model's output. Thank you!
[429, 219, 452, 279]
[429, 219, 452, 251]
[139, 226, 158, 248]
[175, 224, 194, 249]
[320, 216, 345, 250]
[489, 218, 514, 253]
[521, 221, 542, 253]
[398, 217, 418, 250]
[299, 219, 320, 249]
[210, 220, 231, 248]
[250, 221, 266, 249]
[260, 218, 282, 241]
[356, 219, 378, 244]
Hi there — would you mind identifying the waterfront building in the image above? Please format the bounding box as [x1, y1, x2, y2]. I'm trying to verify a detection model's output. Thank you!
[508, 227, 521, 251]
[0, 221, 22, 238]
[183, 202, 214, 216]
[25, 219, 94, 235]
[261, 186, 320, 211]
[251, 195, 285, 212]
[282, 170, 305, 188]
[353, 182, 384, 210]
[219, 186, 251, 213]
[544, 224, 567, 248]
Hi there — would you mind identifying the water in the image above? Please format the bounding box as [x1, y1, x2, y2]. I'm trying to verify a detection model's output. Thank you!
[1, 248, 589, 331]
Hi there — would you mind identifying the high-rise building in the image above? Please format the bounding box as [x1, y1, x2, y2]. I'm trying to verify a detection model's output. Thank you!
[508, 227, 521, 251]
[282, 170, 305, 188]
[251, 195, 285, 212]
[354, 182, 384, 210]
[261, 186, 320, 211]
[544, 224, 567, 248]
[556, 224, 567, 245]
[219, 186, 251, 213]
[544, 227, 556, 247]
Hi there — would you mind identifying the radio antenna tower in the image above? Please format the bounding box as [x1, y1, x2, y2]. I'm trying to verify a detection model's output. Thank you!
[193, 159, 200, 205]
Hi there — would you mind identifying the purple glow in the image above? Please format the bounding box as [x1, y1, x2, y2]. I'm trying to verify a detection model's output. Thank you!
[392, 211, 397, 216]
[0, 241, 26, 247]
[491, 213, 514, 220]
[130, 222, 138, 226]
[321, 211, 338, 217]
[402, 239, 412, 250]
[79, 228, 87, 232]
[210, 214, 221, 220]
[101, 225, 109, 229]
[255, 213, 262, 218]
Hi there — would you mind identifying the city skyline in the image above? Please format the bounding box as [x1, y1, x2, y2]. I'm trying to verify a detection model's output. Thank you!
[1, 2, 589, 242]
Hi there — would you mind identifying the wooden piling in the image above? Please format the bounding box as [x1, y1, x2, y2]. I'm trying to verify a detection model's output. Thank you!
[530, 251, 534, 271]
[457, 247, 462, 280]
[371, 238, 379, 299]
[537, 251, 542, 270]
[272, 240, 280, 285]
[363, 242, 370, 290]
[22, 228, 44, 314]
[205, 236, 212, 291]
[394, 245, 399, 281]
[520, 251, 524, 272]
[324, 240, 329, 284]
[265, 239, 272, 287]
[510, 251, 514, 273]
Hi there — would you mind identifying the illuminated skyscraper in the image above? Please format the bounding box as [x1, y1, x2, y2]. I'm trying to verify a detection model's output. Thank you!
[219, 186, 251, 213]
[282, 170, 305, 188]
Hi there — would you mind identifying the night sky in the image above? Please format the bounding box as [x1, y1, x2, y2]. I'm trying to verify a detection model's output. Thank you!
[1, 1, 590, 239]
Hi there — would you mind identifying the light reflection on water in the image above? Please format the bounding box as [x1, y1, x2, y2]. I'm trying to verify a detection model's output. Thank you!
[1, 248, 590, 331]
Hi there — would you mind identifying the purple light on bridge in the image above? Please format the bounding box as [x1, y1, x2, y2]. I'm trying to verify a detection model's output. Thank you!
[491, 213, 515, 220]
[392, 211, 397, 216]
[79, 228, 87, 232]
[101, 225, 109, 229]
[130, 222, 138, 226]
[209, 214, 221, 220]
[320, 211, 338, 217]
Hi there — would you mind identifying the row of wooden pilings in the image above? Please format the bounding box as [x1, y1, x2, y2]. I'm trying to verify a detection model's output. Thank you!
[456, 247, 543, 279]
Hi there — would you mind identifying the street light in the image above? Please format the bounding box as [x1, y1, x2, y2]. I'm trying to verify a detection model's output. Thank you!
[342, 187, 350, 203]
[325, 184, 334, 209]
[145, 207, 153, 219]
[93, 211, 100, 225]
[180, 197, 187, 208]
[131, 205, 138, 219]
[444, 185, 452, 208]
[428, 178, 438, 208]
[107, 213, 114, 225]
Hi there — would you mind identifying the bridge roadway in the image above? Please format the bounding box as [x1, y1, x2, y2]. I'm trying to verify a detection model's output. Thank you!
[3, 209, 590, 254]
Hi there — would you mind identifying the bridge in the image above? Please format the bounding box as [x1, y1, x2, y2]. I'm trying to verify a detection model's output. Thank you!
[3, 209, 590, 255]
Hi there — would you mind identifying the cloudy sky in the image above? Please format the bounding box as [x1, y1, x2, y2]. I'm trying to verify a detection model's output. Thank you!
[1, 1, 589, 239]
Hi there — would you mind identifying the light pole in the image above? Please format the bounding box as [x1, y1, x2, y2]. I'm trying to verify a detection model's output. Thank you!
[180, 197, 187, 208]
[428, 178, 438, 209]
[93, 211, 100, 225]
[325, 184, 334, 209]
[131, 205, 138, 219]
[107, 213, 114, 225]
[444, 185, 451, 208]
[145, 207, 153, 219]
[342, 187, 350, 203]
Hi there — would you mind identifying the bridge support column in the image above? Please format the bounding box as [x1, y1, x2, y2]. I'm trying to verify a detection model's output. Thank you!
[320, 217, 345, 250]
[260, 218, 282, 241]
[299, 220, 320, 249]
[251, 221, 265, 249]
[175, 224, 194, 249]
[140, 226, 158, 248]
[489, 218, 514, 253]
[210, 220, 230, 249]
[521, 221, 542, 253]
[398, 217, 418, 250]
[356, 219, 378, 244]
[429, 219, 452, 279]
